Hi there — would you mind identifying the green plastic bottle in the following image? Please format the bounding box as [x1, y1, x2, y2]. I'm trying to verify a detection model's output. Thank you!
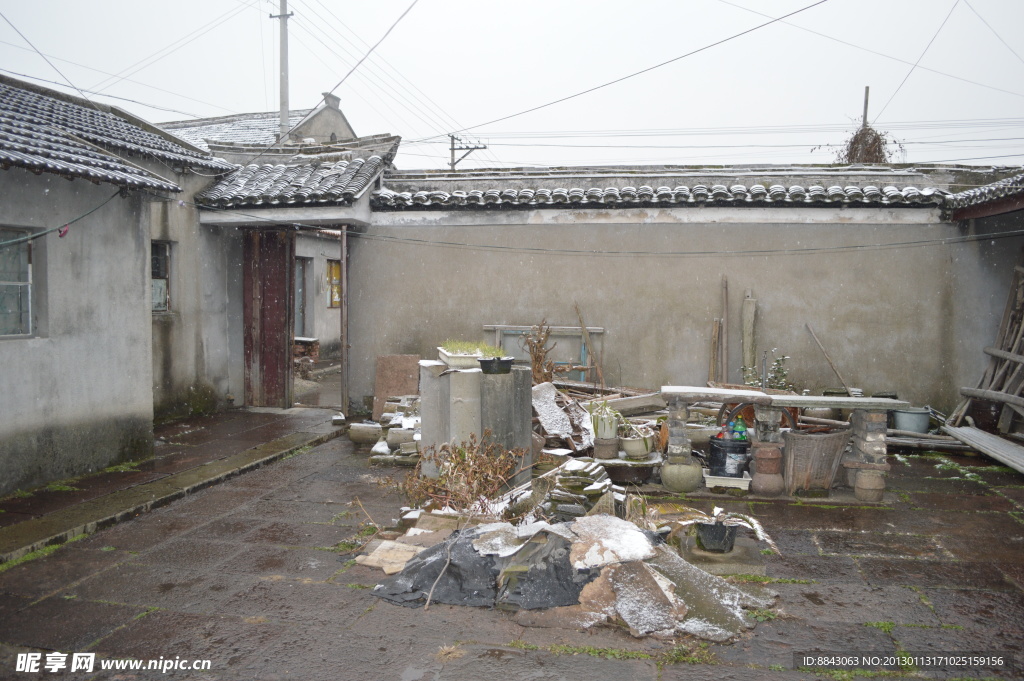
[732, 415, 748, 441]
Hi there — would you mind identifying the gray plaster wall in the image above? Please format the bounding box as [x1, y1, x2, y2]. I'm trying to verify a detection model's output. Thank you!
[350, 205, 1024, 413]
[150, 172, 244, 421]
[295, 232, 342, 356]
[0, 168, 154, 495]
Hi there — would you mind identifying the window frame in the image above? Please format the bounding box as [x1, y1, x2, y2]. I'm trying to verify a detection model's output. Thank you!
[0, 228, 33, 337]
[326, 258, 341, 309]
[151, 241, 171, 313]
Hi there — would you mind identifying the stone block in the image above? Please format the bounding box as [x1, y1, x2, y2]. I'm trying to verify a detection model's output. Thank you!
[372, 355, 421, 421]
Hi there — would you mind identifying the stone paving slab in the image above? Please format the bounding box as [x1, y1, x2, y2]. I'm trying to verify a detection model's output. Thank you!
[858, 557, 1018, 590]
[0, 435, 1022, 679]
[0, 595, 147, 652]
[0, 420, 342, 564]
[69, 562, 263, 615]
[711, 618, 897, 670]
[771, 583, 941, 626]
[816, 530, 946, 559]
[764, 554, 864, 583]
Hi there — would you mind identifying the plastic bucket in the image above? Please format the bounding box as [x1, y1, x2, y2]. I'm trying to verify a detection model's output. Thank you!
[893, 407, 930, 433]
[708, 438, 751, 477]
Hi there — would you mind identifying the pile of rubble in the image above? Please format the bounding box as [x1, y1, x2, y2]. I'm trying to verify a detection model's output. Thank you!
[348, 395, 422, 466]
[370, 512, 774, 641]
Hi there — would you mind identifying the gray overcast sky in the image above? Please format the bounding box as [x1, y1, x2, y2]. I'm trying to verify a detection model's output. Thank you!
[2, 0, 1023, 172]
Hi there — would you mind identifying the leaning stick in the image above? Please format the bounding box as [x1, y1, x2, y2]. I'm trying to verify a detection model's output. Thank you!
[806, 323, 853, 396]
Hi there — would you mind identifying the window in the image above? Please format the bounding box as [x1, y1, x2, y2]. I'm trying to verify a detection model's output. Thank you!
[0, 229, 31, 335]
[151, 242, 170, 312]
[327, 259, 341, 308]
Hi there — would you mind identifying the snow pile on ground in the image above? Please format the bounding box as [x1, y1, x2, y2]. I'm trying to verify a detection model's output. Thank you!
[372, 515, 774, 641]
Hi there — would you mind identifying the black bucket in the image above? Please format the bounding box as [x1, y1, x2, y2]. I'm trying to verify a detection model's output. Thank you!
[696, 522, 737, 552]
[708, 438, 751, 477]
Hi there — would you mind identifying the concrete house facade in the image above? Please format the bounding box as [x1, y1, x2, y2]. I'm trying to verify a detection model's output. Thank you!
[160, 101, 401, 405]
[0, 75, 235, 495]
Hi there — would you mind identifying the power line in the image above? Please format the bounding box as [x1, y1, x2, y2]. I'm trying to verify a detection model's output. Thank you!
[874, 0, 961, 124]
[296, 0, 504, 166]
[964, 0, 1024, 67]
[413, 0, 832, 142]
[717, 0, 1024, 101]
[0, 191, 121, 249]
[0, 39, 239, 116]
[243, 0, 419, 166]
[89, 2, 254, 94]
[0, 10, 93, 105]
[0, 68, 204, 118]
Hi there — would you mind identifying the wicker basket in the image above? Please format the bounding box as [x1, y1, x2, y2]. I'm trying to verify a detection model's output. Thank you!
[782, 429, 851, 495]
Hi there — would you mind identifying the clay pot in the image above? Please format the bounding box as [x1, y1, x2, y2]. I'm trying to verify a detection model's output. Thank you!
[660, 458, 703, 492]
[854, 470, 885, 502]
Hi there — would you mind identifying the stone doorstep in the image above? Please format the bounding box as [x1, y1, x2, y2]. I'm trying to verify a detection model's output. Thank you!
[0, 428, 345, 565]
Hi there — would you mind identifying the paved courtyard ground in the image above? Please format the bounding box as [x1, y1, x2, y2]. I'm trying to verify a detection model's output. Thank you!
[0, 434, 1022, 680]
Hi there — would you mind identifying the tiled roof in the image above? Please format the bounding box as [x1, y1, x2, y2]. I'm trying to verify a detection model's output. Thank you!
[372, 183, 946, 209]
[160, 111, 314, 152]
[0, 77, 233, 192]
[945, 172, 1024, 210]
[195, 156, 385, 208]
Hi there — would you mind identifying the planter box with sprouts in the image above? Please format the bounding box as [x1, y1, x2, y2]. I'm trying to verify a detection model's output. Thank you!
[437, 339, 504, 369]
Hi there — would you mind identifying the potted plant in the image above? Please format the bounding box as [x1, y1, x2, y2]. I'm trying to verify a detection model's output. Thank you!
[588, 401, 620, 440]
[477, 345, 516, 374]
[665, 506, 781, 554]
[619, 419, 655, 460]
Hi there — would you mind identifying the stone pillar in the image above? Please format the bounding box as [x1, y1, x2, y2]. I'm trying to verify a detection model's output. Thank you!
[850, 410, 888, 465]
[662, 396, 703, 492]
[418, 360, 446, 478]
[753, 405, 784, 444]
[481, 366, 533, 488]
[666, 397, 693, 459]
[850, 409, 889, 496]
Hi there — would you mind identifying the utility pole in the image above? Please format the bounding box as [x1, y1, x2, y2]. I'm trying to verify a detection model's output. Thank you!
[448, 134, 487, 171]
[862, 85, 870, 129]
[270, 0, 293, 141]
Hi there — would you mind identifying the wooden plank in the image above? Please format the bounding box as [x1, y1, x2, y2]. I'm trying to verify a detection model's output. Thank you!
[741, 290, 757, 371]
[959, 387, 1024, 410]
[942, 425, 1024, 473]
[720, 276, 729, 382]
[709, 319, 721, 384]
[984, 347, 1024, 365]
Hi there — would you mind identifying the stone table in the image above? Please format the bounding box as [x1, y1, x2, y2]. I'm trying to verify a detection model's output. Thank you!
[660, 387, 909, 495]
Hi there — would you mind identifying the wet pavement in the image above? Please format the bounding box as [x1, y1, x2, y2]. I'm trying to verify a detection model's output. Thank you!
[0, 424, 1022, 679]
[0, 408, 342, 563]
